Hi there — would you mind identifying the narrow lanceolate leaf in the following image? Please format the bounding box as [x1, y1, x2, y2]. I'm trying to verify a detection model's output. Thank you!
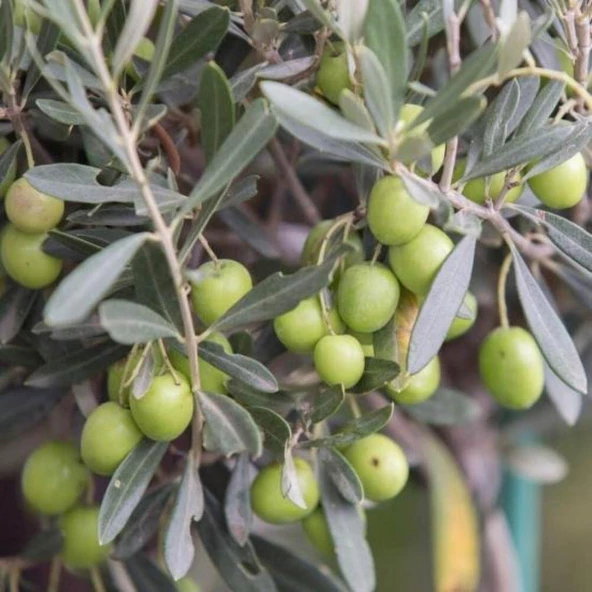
[517, 80, 564, 135]
[282, 447, 306, 509]
[208, 246, 349, 332]
[505, 77, 540, 135]
[164, 454, 204, 580]
[36, 99, 87, 125]
[249, 407, 291, 457]
[399, 170, 441, 208]
[133, 241, 183, 332]
[126, 554, 178, 592]
[462, 123, 574, 180]
[252, 535, 348, 592]
[427, 96, 486, 146]
[423, 431, 480, 592]
[99, 440, 168, 545]
[23, 19, 61, 98]
[99, 299, 181, 345]
[319, 456, 375, 592]
[225, 453, 253, 546]
[261, 81, 387, 146]
[161, 6, 229, 80]
[482, 80, 521, 157]
[198, 61, 235, 163]
[498, 12, 531, 78]
[0, 140, 20, 190]
[114, 484, 175, 560]
[510, 245, 587, 393]
[199, 341, 278, 393]
[302, 404, 394, 449]
[310, 386, 345, 423]
[350, 357, 400, 394]
[195, 491, 277, 592]
[318, 447, 363, 504]
[408, 236, 477, 375]
[358, 46, 393, 140]
[44, 233, 151, 327]
[544, 362, 583, 426]
[404, 388, 481, 426]
[199, 391, 263, 457]
[182, 99, 277, 212]
[26, 341, 129, 388]
[514, 205, 592, 273]
[364, 0, 407, 118]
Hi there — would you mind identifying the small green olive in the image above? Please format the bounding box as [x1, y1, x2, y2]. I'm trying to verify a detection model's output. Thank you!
[313, 334, 365, 388]
[386, 356, 440, 404]
[453, 160, 523, 205]
[446, 292, 478, 341]
[300, 220, 364, 269]
[316, 42, 352, 105]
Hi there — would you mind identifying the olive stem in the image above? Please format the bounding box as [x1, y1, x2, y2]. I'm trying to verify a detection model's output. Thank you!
[198, 234, 220, 268]
[89, 567, 107, 592]
[71, 1, 203, 463]
[5, 91, 35, 168]
[47, 557, 62, 592]
[497, 252, 513, 329]
[347, 392, 362, 419]
[8, 569, 19, 592]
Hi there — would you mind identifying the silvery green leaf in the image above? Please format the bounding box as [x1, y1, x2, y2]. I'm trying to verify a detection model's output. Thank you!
[505, 76, 539, 135]
[319, 455, 374, 592]
[444, 210, 482, 237]
[257, 57, 315, 80]
[427, 95, 486, 146]
[517, 80, 564, 135]
[282, 447, 306, 509]
[399, 170, 441, 208]
[44, 233, 151, 327]
[482, 80, 521, 156]
[224, 453, 252, 547]
[365, 0, 408, 117]
[358, 46, 394, 139]
[339, 90, 376, 131]
[337, 0, 368, 41]
[99, 299, 181, 345]
[0, 140, 20, 193]
[408, 236, 477, 374]
[248, 407, 291, 457]
[310, 386, 345, 424]
[182, 99, 277, 212]
[544, 362, 583, 426]
[36, 99, 87, 125]
[164, 455, 204, 580]
[22, 18, 61, 99]
[112, 0, 159, 75]
[506, 444, 568, 484]
[523, 119, 592, 180]
[318, 447, 363, 504]
[262, 81, 387, 146]
[510, 244, 587, 394]
[498, 12, 531, 78]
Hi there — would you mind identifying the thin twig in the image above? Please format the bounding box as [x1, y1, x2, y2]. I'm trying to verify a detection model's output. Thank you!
[153, 122, 181, 176]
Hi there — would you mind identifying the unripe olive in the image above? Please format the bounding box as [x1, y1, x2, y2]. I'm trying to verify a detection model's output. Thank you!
[446, 292, 478, 341]
[386, 356, 440, 404]
[5, 178, 65, 234]
[60, 506, 111, 570]
[190, 260, 253, 327]
[337, 263, 400, 333]
[1, 224, 62, 289]
[342, 434, 409, 502]
[388, 224, 453, 296]
[453, 160, 523, 205]
[367, 175, 429, 246]
[399, 103, 446, 173]
[273, 296, 344, 354]
[300, 220, 364, 269]
[81, 402, 143, 476]
[316, 42, 352, 105]
[528, 152, 588, 209]
[303, 506, 366, 557]
[478, 326, 544, 409]
[0, 137, 16, 198]
[21, 441, 89, 515]
[14, 0, 42, 35]
[169, 332, 232, 394]
[129, 373, 194, 441]
[251, 458, 320, 524]
[313, 334, 365, 388]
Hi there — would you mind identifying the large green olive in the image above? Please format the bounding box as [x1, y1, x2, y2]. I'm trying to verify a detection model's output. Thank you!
[81, 402, 143, 476]
[21, 441, 89, 515]
[342, 434, 409, 502]
[337, 263, 400, 333]
[60, 506, 112, 570]
[367, 175, 429, 246]
[1, 224, 62, 289]
[316, 42, 352, 105]
[190, 259, 253, 327]
[527, 152, 588, 209]
[388, 224, 453, 296]
[478, 326, 545, 409]
[129, 373, 194, 441]
[273, 296, 344, 354]
[5, 178, 64, 233]
[251, 458, 320, 524]
[313, 334, 365, 388]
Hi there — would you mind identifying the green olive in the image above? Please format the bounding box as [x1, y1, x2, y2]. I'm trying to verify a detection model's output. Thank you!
[300, 220, 364, 269]
[273, 296, 344, 354]
[367, 175, 429, 246]
[453, 160, 523, 205]
[478, 326, 545, 409]
[251, 458, 320, 524]
[386, 356, 440, 404]
[337, 263, 400, 333]
[342, 434, 409, 502]
[316, 42, 352, 105]
[21, 441, 89, 515]
[388, 224, 453, 296]
[446, 292, 478, 341]
[313, 334, 365, 388]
